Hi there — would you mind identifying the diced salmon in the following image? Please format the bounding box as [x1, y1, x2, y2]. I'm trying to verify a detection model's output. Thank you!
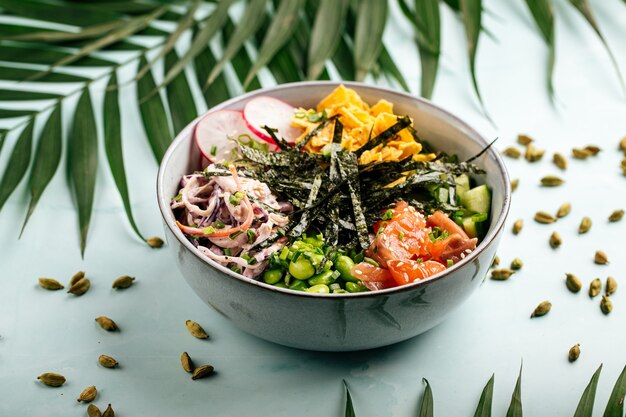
[387, 260, 446, 286]
[351, 262, 396, 291]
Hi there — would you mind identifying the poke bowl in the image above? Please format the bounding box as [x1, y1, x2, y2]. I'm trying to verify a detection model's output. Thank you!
[157, 81, 511, 351]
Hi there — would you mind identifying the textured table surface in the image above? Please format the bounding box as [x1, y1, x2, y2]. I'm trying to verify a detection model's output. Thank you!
[1, 1, 625, 416]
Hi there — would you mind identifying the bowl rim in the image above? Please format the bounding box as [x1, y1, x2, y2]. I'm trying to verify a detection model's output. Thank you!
[157, 81, 511, 299]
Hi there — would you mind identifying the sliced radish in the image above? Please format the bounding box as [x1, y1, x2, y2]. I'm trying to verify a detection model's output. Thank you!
[243, 96, 302, 144]
[194, 110, 266, 163]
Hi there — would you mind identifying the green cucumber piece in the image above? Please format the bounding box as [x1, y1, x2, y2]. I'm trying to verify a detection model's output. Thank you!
[455, 174, 470, 197]
[462, 216, 481, 238]
[437, 187, 449, 204]
[460, 184, 491, 214]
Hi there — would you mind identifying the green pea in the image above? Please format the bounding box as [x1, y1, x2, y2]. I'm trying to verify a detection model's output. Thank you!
[333, 289, 349, 294]
[289, 280, 309, 291]
[289, 257, 315, 280]
[308, 270, 335, 286]
[263, 269, 283, 285]
[305, 284, 330, 294]
[345, 281, 367, 293]
[303, 236, 324, 247]
[273, 283, 288, 289]
[335, 255, 358, 282]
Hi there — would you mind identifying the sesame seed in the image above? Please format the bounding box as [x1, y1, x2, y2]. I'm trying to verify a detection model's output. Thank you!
[354, 270, 363, 275]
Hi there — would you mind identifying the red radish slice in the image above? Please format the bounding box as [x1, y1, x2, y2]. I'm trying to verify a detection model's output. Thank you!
[194, 110, 265, 163]
[243, 96, 302, 144]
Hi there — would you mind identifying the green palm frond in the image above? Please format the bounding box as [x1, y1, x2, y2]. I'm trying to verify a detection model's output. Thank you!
[0, 0, 622, 255]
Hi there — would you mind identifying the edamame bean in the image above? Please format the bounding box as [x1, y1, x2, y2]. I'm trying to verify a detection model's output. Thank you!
[306, 284, 330, 294]
[335, 255, 358, 282]
[263, 269, 283, 285]
[289, 257, 315, 280]
[308, 270, 335, 286]
[273, 283, 288, 289]
[345, 281, 367, 293]
[333, 289, 349, 294]
[289, 280, 309, 291]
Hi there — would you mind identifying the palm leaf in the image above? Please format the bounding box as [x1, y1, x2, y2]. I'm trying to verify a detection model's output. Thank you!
[0, 89, 60, 100]
[0, 66, 89, 82]
[506, 364, 523, 417]
[474, 374, 495, 417]
[68, 88, 98, 257]
[343, 380, 356, 417]
[0, 130, 6, 154]
[1, 20, 124, 43]
[26, 6, 168, 81]
[164, 50, 198, 134]
[156, 0, 236, 99]
[205, 0, 268, 88]
[568, 0, 625, 97]
[307, 0, 350, 80]
[20, 104, 62, 235]
[603, 364, 626, 417]
[524, 0, 556, 99]
[574, 364, 603, 417]
[134, 0, 201, 83]
[353, 0, 388, 81]
[244, 0, 304, 87]
[378, 46, 411, 92]
[0, 120, 34, 212]
[0, 0, 121, 26]
[415, 0, 441, 99]
[265, 41, 306, 84]
[0, 108, 35, 118]
[0, 44, 115, 67]
[194, 45, 232, 109]
[136, 55, 173, 162]
[419, 378, 434, 417]
[104, 71, 145, 243]
[222, 18, 262, 91]
[460, 0, 491, 119]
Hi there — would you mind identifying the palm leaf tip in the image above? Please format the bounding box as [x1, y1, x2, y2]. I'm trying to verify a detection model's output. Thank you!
[506, 363, 523, 417]
[574, 364, 603, 417]
[353, 0, 388, 81]
[307, 0, 350, 80]
[474, 373, 495, 417]
[343, 380, 356, 417]
[0, 120, 34, 213]
[419, 378, 434, 417]
[603, 364, 626, 417]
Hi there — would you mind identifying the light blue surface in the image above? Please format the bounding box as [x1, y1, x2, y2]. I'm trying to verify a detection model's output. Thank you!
[1, 1, 626, 416]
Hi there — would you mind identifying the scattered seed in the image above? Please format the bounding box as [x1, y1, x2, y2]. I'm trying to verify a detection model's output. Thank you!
[38, 278, 64, 291]
[531, 300, 552, 318]
[525, 144, 545, 162]
[77, 385, 97, 403]
[503, 147, 521, 159]
[584, 145, 601, 155]
[491, 255, 500, 268]
[606, 276, 617, 296]
[568, 344, 581, 363]
[600, 295, 613, 315]
[186, 320, 209, 339]
[67, 277, 90, 296]
[517, 134, 533, 146]
[181, 352, 194, 373]
[572, 148, 593, 159]
[549, 231, 562, 249]
[511, 179, 519, 192]
[491, 269, 514, 280]
[556, 203, 571, 218]
[99, 354, 119, 368]
[70, 271, 85, 287]
[147, 237, 164, 248]
[512, 219, 523, 235]
[620, 137, 626, 155]
[37, 372, 66, 387]
[540, 175, 564, 187]
[191, 364, 214, 380]
[553, 153, 567, 170]
[589, 279, 602, 298]
[112, 275, 135, 289]
[102, 404, 114, 417]
[578, 217, 592, 234]
[594, 250, 608, 265]
[95, 316, 118, 331]
[608, 209, 624, 222]
[87, 404, 102, 417]
[535, 211, 557, 224]
[565, 273, 582, 293]
[510, 258, 523, 270]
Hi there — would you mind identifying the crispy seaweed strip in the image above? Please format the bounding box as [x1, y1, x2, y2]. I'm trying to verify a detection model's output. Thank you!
[288, 174, 323, 238]
[338, 151, 370, 249]
[329, 118, 343, 183]
[295, 115, 339, 150]
[465, 137, 498, 163]
[354, 115, 412, 156]
[261, 125, 292, 151]
[239, 144, 294, 166]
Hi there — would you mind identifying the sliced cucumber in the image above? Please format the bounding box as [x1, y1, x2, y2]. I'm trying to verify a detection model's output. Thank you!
[460, 184, 491, 214]
[462, 217, 479, 238]
[455, 174, 470, 197]
[437, 187, 449, 204]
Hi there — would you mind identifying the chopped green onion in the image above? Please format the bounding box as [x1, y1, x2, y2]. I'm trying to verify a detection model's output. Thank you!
[471, 212, 489, 222]
[247, 229, 256, 244]
[210, 145, 217, 156]
[364, 257, 379, 267]
[398, 231, 405, 241]
[171, 193, 182, 202]
[294, 111, 305, 118]
[229, 265, 241, 273]
[447, 259, 454, 267]
[201, 226, 216, 235]
[229, 230, 244, 240]
[277, 228, 286, 236]
[223, 248, 232, 256]
[382, 209, 394, 220]
[214, 219, 225, 229]
[279, 247, 290, 261]
[229, 194, 240, 206]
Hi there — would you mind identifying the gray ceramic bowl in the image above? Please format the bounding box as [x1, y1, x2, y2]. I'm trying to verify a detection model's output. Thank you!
[157, 81, 510, 352]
